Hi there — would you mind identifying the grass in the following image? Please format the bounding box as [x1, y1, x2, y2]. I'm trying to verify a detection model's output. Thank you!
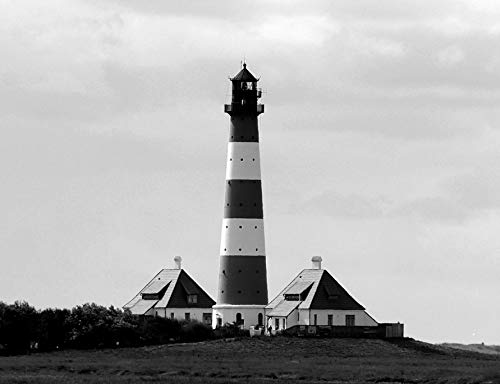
[0, 337, 499, 383]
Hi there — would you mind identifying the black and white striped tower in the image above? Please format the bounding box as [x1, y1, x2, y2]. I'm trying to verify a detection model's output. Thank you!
[212, 64, 268, 329]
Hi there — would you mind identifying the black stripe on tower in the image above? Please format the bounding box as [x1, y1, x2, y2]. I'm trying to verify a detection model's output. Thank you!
[229, 117, 259, 142]
[224, 180, 263, 218]
[218, 256, 268, 304]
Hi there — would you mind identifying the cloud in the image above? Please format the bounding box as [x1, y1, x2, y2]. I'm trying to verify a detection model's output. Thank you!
[290, 191, 389, 219]
[437, 45, 465, 67]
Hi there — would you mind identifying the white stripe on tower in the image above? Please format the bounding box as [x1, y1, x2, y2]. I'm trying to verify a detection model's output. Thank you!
[220, 218, 265, 256]
[225, 142, 261, 180]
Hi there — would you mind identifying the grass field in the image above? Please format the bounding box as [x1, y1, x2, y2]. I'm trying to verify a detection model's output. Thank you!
[0, 337, 499, 383]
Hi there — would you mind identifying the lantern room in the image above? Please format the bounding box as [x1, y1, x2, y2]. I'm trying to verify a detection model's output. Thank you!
[224, 63, 264, 116]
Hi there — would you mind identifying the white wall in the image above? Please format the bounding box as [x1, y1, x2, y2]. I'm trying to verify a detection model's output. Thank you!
[212, 305, 265, 329]
[226, 142, 261, 180]
[155, 307, 212, 325]
[307, 310, 378, 326]
[266, 309, 300, 332]
[220, 218, 265, 256]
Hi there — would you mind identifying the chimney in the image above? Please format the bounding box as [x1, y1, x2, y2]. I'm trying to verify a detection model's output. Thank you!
[174, 256, 182, 270]
[311, 256, 322, 269]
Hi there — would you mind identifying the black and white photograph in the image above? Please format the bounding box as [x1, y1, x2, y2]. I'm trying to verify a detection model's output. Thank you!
[1, 1, 499, 382]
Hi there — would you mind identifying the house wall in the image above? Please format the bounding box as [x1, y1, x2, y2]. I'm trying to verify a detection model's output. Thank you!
[155, 307, 213, 325]
[265, 309, 300, 332]
[212, 305, 265, 329]
[306, 310, 377, 326]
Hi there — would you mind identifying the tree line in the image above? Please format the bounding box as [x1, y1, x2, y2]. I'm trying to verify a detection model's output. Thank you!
[0, 301, 220, 355]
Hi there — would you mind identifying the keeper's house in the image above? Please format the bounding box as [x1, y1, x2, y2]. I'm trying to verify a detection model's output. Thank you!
[123, 257, 215, 325]
[266, 256, 378, 332]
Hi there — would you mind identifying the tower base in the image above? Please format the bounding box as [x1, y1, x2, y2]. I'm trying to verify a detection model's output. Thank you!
[212, 304, 266, 329]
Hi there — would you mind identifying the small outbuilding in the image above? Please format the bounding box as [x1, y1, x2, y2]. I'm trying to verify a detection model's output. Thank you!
[265, 256, 378, 332]
[123, 257, 215, 325]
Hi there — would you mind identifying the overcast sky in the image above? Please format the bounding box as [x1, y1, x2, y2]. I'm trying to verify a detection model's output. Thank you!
[2, 0, 500, 344]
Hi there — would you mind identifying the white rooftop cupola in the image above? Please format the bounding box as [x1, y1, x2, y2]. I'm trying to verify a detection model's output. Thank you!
[174, 256, 182, 270]
[311, 256, 322, 270]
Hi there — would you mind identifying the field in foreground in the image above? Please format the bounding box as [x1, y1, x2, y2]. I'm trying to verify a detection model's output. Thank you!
[0, 337, 499, 384]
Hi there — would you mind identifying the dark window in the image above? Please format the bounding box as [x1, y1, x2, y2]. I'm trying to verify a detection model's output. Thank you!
[236, 313, 243, 325]
[187, 294, 198, 304]
[282, 319, 286, 329]
[328, 314, 333, 326]
[275, 318, 279, 330]
[202, 313, 212, 325]
[258, 313, 263, 326]
[170, 312, 174, 320]
[346, 315, 355, 326]
[314, 314, 317, 325]
[185, 313, 190, 321]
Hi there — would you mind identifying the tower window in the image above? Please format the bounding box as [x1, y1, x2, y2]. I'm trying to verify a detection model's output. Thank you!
[252, 158, 255, 161]
[238, 290, 242, 294]
[240, 158, 243, 161]
[229, 158, 232, 161]
[239, 248, 242, 251]
[255, 248, 258, 251]
[254, 226, 257, 229]
[239, 225, 242, 229]
[256, 270, 259, 273]
[238, 269, 242, 273]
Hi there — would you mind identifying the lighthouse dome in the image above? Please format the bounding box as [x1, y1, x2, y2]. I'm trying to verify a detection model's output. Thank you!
[230, 63, 259, 82]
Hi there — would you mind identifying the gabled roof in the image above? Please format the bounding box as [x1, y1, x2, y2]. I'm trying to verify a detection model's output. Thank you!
[141, 279, 171, 295]
[266, 268, 365, 313]
[231, 63, 259, 82]
[124, 269, 215, 315]
[267, 300, 301, 317]
[285, 281, 313, 295]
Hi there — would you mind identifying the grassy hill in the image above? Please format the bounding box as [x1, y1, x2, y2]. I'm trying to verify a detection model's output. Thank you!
[441, 343, 500, 356]
[0, 337, 499, 383]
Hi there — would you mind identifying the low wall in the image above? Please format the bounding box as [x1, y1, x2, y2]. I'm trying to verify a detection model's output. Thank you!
[283, 323, 404, 339]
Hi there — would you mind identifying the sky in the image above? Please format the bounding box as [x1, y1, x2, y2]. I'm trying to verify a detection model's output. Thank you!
[1, 0, 499, 344]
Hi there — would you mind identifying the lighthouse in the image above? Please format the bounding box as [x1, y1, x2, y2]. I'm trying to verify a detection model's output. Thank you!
[212, 64, 268, 329]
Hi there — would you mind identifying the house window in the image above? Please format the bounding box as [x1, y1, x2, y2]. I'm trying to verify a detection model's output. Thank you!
[346, 315, 355, 326]
[236, 312, 243, 325]
[328, 314, 333, 326]
[185, 313, 190, 321]
[313, 314, 317, 325]
[258, 313, 263, 326]
[202, 313, 212, 325]
[282, 318, 286, 329]
[187, 294, 198, 304]
[170, 312, 174, 320]
[275, 318, 279, 330]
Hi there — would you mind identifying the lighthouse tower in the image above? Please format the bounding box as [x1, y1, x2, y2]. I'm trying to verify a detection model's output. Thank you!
[212, 64, 268, 329]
